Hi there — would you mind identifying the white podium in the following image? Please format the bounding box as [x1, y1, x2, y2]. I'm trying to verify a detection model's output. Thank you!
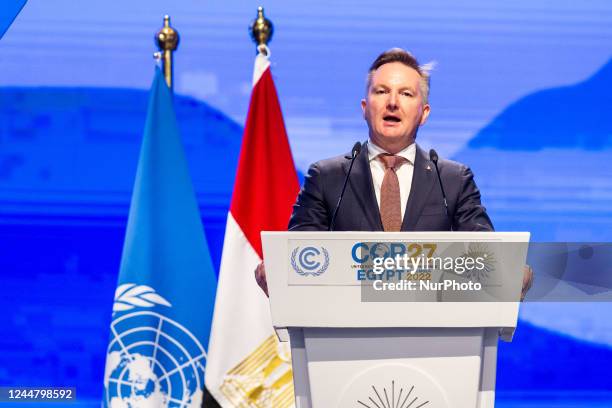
[262, 231, 529, 408]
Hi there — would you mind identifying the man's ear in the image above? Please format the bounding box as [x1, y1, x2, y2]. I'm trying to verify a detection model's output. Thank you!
[361, 99, 367, 119]
[420, 104, 431, 125]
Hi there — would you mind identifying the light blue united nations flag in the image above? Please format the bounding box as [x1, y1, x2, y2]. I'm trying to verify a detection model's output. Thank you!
[103, 68, 217, 407]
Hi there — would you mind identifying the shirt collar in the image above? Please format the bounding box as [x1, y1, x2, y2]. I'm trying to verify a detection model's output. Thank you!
[368, 140, 416, 165]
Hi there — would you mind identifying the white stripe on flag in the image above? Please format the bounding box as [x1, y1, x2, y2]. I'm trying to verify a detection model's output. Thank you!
[205, 213, 274, 406]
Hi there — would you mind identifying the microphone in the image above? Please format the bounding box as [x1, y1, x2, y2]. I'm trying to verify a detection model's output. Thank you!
[429, 149, 453, 230]
[329, 142, 362, 231]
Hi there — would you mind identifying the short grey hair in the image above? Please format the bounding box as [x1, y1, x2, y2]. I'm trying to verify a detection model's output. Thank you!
[366, 48, 434, 104]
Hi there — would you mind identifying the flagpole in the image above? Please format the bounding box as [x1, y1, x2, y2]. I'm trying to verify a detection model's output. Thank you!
[250, 6, 273, 54]
[155, 15, 179, 90]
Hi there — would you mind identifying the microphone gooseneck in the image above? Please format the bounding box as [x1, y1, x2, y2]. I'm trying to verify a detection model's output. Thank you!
[329, 142, 362, 231]
[429, 148, 453, 230]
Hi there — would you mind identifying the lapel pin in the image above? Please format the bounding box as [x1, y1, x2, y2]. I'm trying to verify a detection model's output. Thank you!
[426, 164, 432, 171]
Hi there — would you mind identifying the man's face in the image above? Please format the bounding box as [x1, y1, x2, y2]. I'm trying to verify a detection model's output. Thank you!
[361, 62, 430, 152]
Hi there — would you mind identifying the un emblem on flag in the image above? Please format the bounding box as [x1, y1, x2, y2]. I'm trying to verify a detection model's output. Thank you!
[103, 284, 206, 407]
[291, 246, 330, 276]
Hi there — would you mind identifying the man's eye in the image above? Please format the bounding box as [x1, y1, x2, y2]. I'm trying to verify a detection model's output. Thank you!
[402, 92, 413, 97]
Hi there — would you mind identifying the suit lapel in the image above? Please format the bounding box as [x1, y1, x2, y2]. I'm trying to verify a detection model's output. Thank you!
[401, 144, 436, 231]
[346, 141, 383, 231]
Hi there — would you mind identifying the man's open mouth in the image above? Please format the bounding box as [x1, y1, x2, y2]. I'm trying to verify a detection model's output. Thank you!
[383, 115, 401, 123]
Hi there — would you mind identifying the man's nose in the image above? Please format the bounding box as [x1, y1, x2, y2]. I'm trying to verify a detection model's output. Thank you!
[386, 92, 399, 110]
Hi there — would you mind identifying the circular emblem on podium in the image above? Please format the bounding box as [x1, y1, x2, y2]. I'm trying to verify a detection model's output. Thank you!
[337, 364, 449, 408]
[291, 246, 330, 276]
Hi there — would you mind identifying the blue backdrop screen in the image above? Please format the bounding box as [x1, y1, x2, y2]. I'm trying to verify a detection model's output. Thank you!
[1, 0, 611, 405]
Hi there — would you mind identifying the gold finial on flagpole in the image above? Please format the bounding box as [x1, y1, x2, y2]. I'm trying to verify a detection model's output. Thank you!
[250, 6, 273, 55]
[155, 15, 180, 89]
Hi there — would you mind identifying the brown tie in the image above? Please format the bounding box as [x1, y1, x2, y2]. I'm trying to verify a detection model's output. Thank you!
[378, 154, 407, 231]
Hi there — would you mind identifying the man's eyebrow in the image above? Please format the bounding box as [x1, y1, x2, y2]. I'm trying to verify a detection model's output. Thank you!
[372, 84, 416, 90]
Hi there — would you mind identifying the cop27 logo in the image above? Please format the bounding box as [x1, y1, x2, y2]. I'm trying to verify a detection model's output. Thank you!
[291, 246, 330, 276]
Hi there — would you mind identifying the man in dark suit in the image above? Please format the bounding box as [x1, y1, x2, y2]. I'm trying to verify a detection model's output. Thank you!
[288, 142, 492, 232]
[257, 48, 531, 296]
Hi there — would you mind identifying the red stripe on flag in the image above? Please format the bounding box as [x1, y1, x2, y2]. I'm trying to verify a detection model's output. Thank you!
[230, 67, 300, 258]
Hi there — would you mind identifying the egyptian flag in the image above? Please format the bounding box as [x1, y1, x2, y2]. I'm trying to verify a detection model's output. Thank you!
[204, 47, 299, 407]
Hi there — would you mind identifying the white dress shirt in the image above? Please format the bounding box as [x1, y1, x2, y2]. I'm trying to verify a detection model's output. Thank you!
[368, 141, 416, 221]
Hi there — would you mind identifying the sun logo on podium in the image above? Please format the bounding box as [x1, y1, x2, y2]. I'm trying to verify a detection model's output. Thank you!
[357, 381, 429, 408]
[461, 243, 495, 282]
